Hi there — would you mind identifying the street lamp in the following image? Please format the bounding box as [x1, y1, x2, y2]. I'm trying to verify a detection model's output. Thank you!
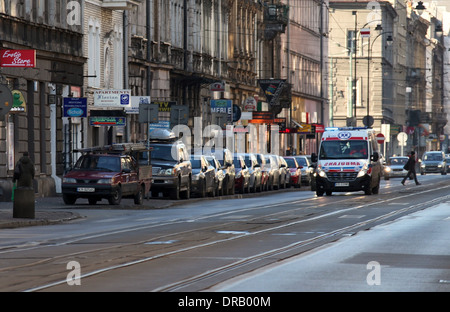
[366, 30, 393, 127]
[415, 1, 426, 16]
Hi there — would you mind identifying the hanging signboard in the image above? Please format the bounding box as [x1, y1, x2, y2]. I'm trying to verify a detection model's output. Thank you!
[258, 79, 286, 106]
[126, 96, 151, 114]
[93, 89, 131, 108]
[10, 90, 26, 113]
[89, 117, 126, 126]
[63, 98, 87, 118]
[0, 50, 36, 67]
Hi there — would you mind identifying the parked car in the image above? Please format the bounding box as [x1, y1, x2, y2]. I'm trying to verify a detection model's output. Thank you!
[205, 155, 225, 196]
[293, 155, 313, 186]
[255, 153, 269, 191]
[233, 155, 251, 194]
[62, 143, 152, 205]
[276, 155, 289, 189]
[447, 157, 450, 173]
[420, 151, 447, 175]
[211, 148, 235, 195]
[190, 155, 217, 197]
[283, 156, 302, 188]
[264, 154, 281, 190]
[383, 156, 409, 180]
[149, 129, 192, 199]
[238, 153, 263, 192]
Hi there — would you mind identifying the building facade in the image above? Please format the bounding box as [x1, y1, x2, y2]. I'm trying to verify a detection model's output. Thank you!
[0, 0, 85, 200]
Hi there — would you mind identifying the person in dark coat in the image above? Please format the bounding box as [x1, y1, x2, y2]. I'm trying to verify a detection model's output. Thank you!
[13, 152, 35, 188]
[401, 151, 421, 186]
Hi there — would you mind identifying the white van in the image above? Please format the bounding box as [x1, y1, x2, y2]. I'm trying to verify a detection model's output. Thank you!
[311, 127, 382, 196]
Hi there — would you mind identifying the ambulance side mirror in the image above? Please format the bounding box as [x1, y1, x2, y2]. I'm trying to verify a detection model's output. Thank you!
[311, 153, 318, 163]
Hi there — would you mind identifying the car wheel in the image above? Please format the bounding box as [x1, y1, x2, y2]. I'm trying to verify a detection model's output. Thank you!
[63, 194, 77, 205]
[200, 179, 206, 197]
[134, 185, 144, 205]
[181, 178, 190, 199]
[222, 177, 228, 195]
[108, 186, 122, 205]
[170, 179, 181, 200]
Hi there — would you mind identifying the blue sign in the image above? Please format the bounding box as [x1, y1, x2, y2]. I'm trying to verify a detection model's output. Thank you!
[63, 98, 87, 118]
[210, 99, 232, 114]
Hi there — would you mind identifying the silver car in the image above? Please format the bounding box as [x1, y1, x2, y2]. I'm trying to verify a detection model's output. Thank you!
[383, 156, 409, 180]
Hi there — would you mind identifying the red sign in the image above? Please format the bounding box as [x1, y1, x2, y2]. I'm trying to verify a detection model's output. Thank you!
[0, 50, 36, 68]
[376, 133, 385, 144]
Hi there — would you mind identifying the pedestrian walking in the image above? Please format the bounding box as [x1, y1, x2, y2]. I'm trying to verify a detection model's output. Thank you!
[401, 151, 421, 186]
[13, 152, 35, 188]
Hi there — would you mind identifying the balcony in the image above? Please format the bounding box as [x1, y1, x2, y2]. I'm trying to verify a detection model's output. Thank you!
[102, 0, 141, 10]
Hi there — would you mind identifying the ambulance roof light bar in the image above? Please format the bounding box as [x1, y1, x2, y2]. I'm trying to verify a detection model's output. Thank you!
[325, 127, 369, 131]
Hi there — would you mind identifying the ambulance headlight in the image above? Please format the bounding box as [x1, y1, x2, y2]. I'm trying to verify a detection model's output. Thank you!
[357, 164, 372, 177]
[317, 168, 327, 178]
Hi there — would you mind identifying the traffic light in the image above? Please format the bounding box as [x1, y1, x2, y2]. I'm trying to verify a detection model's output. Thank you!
[409, 110, 420, 126]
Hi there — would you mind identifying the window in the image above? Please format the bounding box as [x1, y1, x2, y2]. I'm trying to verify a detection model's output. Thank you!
[88, 19, 101, 87]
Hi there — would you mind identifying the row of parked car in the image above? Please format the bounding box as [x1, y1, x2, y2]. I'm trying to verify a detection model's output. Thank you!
[180, 150, 315, 199]
[61, 129, 316, 205]
[146, 129, 317, 200]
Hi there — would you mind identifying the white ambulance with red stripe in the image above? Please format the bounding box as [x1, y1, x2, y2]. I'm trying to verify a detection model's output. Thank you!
[311, 127, 382, 196]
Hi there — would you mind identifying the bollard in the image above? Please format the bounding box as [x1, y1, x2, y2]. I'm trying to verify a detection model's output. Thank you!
[13, 187, 35, 219]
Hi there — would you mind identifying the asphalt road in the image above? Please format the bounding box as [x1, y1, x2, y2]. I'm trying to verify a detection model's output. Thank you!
[0, 174, 449, 293]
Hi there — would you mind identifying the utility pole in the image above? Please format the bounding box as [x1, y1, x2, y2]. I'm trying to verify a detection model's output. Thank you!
[353, 11, 357, 125]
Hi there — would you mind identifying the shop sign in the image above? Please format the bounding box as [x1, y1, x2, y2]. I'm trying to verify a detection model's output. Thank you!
[63, 98, 87, 118]
[89, 117, 126, 126]
[10, 90, 26, 113]
[93, 89, 131, 108]
[0, 50, 36, 67]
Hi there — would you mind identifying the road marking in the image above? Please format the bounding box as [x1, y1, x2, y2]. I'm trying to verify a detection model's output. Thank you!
[339, 215, 365, 219]
[145, 240, 177, 245]
[217, 231, 250, 235]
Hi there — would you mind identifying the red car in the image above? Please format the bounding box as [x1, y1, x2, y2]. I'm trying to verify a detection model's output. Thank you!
[283, 156, 302, 188]
[62, 144, 152, 205]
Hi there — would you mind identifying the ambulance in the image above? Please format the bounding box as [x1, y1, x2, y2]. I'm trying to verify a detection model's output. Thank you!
[311, 127, 382, 196]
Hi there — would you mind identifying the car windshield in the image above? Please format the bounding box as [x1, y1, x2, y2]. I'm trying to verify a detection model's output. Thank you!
[423, 154, 442, 161]
[151, 145, 176, 162]
[242, 156, 252, 168]
[206, 158, 216, 168]
[319, 140, 368, 160]
[284, 158, 297, 168]
[74, 155, 121, 172]
[296, 157, 308, 166]
[190, 158, 202, 169]
[388, 158, 407, 165]
[233, 158, 242, 168]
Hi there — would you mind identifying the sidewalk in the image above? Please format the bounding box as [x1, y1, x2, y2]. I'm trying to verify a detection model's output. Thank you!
[0, 195, 177, 229]
[0, 196, 82, 229]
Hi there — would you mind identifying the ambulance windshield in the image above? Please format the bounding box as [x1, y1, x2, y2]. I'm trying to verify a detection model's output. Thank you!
[319, 140, 368, 160]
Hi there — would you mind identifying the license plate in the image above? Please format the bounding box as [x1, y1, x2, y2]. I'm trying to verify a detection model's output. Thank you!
[335, 183, 349, 187]
[77, 187, 95, 192]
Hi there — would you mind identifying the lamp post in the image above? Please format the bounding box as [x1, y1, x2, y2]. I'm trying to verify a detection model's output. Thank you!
[366, 30, 393, 128]
[415, 1, 426, 16]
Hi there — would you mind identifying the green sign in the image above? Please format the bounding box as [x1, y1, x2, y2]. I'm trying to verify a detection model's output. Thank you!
[89, 117, 126, 126]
